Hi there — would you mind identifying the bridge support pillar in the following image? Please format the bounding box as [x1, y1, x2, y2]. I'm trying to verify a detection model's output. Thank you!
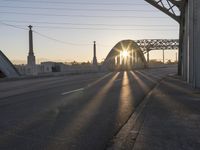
[147, 51, 149, 63]
[162, 49, 165, 64]
[182, 0, 200, 88]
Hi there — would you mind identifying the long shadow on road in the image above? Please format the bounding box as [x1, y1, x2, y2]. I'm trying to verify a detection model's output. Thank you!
[0, 71, 162, 150]
[133, 77, 200, 150]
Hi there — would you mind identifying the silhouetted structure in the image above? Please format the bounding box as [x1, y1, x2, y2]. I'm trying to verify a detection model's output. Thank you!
[145, 0, 200, 88]
[26, 25, 37, 75]
[136, 39, 179, 63]
[27, 25, 36, 66]
[103, 40, 147, 71]
[93, 41, 98, 66]
[0, 50, 19, 78]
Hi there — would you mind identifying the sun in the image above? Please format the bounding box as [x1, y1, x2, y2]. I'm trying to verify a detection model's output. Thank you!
[121, 50, 128, 58]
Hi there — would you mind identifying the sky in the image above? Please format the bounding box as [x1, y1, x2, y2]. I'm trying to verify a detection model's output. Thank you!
[0, 0, 179, 64]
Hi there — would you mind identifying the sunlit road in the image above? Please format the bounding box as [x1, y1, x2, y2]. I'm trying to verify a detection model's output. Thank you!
[0, 66, 176, 150]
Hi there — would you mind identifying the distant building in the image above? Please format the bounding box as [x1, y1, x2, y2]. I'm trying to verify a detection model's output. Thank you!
[15, 61, 98, 76]
[40, 61, 66, 73]
[15, 64, 26, 75]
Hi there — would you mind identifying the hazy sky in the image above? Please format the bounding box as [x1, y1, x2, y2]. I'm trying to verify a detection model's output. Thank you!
[0, 0, 179, 64]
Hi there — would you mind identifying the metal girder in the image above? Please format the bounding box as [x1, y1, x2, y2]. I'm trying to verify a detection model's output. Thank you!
[168, 0, 182, 8]
[145, 0, 183, 23]
[145, 0, 185, 75]
[135, 39, 179, 53]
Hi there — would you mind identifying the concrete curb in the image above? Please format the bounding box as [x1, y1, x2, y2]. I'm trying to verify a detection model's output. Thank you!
[0, 71, 104, 82]
[106, 79, 162, 150]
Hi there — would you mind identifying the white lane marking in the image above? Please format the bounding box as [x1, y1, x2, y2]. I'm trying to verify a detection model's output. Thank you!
[61, 88, 84, 96]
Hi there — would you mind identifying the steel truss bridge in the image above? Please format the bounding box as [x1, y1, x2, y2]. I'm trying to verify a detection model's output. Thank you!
[135, 39, 179, 63]
[136, 39, 179, 53]
[144, 1, 200, 88]
[144, 0, 184, 74]
[144, 0, 183, 23]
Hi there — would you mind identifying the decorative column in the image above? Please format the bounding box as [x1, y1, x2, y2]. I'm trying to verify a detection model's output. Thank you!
[93, 41, 98, 66]
[27, 25, 36, 66]
[26, 25, 37, 75]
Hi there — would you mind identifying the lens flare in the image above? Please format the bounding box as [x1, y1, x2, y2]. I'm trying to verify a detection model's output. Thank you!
[121, 50, 128, 58]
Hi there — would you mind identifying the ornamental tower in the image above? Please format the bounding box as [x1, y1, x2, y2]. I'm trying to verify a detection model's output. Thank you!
[93, 41, 97, 66]
[27, 25, 36, 66]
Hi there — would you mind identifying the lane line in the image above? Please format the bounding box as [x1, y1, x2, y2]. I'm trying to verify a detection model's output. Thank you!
[61, 88, 84, 96]
[61, 73, 112, 96]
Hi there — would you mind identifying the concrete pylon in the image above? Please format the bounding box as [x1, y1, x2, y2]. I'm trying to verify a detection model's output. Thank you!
[26, 25, 37, 75]
[147, 50, 150, 63]
[27, 25, 36, 66]
[93, 41, 98, 66]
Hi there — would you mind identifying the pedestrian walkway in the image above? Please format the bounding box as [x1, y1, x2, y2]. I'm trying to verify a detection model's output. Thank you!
[108, 76, 200, 150]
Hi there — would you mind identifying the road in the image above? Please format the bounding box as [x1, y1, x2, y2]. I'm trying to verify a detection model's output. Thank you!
[0, 66, 176, 150]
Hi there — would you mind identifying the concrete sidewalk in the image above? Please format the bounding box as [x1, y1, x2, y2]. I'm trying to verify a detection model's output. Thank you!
[108, 76, 200, 150]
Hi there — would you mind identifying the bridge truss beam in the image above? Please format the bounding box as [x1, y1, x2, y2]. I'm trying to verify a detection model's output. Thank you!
[136, 39, 179, 53]
[145, 0, 183, 23]
[145, 0, 185, 75]
[136, 39, 179, 63]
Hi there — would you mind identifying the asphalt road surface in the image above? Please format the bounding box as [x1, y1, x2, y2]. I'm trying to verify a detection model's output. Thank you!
[0, 66, 176, 150]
